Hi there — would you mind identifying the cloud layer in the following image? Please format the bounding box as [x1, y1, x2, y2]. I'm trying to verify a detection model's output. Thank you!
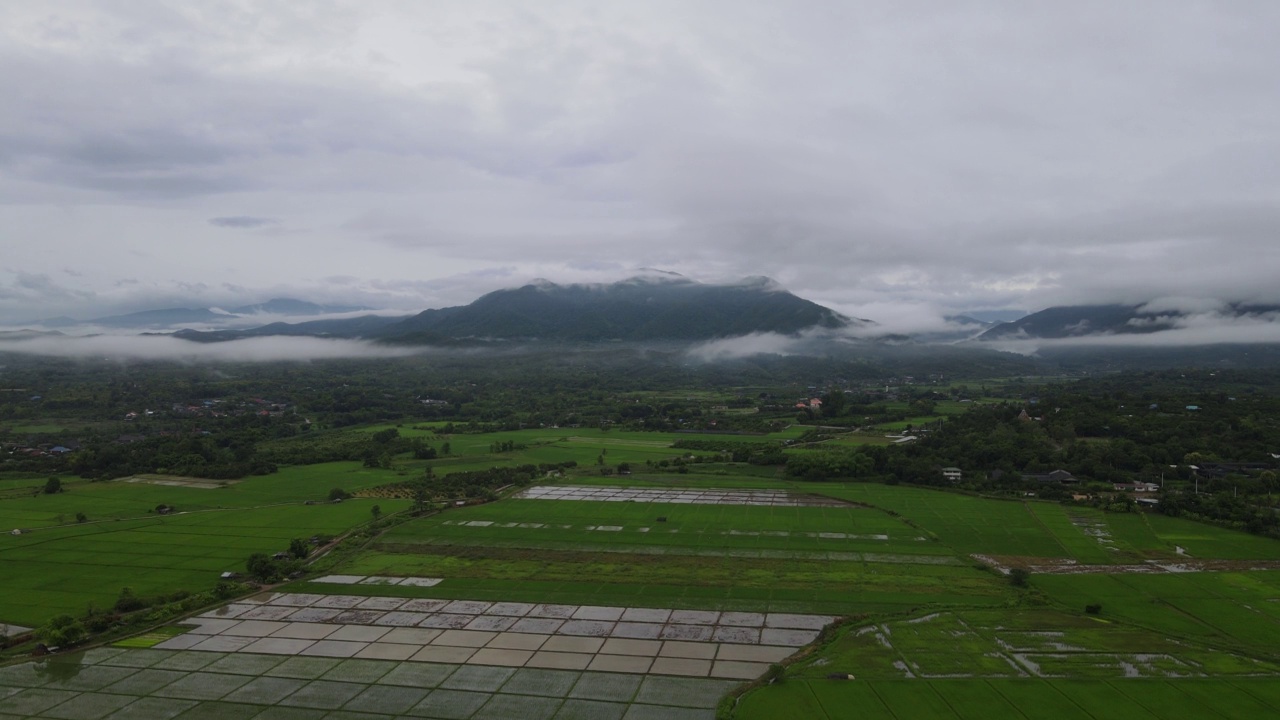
[3, 1, 1280, 333]
[0, 334, 420, 362]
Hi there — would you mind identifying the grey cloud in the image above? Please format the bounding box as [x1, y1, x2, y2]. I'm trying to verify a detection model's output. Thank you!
[987, 313, 1280, 355]
[210, 216, 278, 228]
[686, 332, 802, 361]
[2, 1, 1280, 330]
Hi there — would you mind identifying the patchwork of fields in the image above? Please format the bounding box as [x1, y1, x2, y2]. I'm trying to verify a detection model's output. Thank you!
[5, 424, 1280, 718]
[336, 490, 1006, 617]
[0, 645, 739, 720]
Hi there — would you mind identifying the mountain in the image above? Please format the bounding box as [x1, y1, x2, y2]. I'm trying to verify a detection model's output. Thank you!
[175, 275, 865, 344]
[228, 298, 370, 315]
[171, 314, 410, 343]
[376, 275, 859, 342]
[30, 297, 373, 330]
[89, 307, 231, 329]
[9, 315, 79, 329]
[975, 303, 1280, 341]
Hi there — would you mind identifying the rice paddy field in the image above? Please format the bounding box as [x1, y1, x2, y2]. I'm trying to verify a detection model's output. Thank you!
[6, 422, 1280, 718]
[736, 678, 1280, 720]
[0, 500, 405, 626]
[0, 462, 408, 529]
[296, 486, 1012, 617]
[0, 461, 413, 626]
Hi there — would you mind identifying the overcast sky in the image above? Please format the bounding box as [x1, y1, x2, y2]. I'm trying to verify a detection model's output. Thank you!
[2, 1, 1279, 330]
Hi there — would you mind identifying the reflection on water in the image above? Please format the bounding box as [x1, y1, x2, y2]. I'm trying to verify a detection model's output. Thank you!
[34, 650, 86, 682]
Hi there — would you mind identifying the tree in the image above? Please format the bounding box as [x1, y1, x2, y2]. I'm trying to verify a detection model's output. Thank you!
[411, 482, 429, 515]
[114, 587, 146, 613]
[371, 428, 399, 443]
[371, 505, 382, 520]
[75, 512, 87, 524]
[43, 477, 62, 494]
[822, 390, 847, 417]
[37, 615, 85, 648]
[288, 538, 310, 559]
[1009, 568, 1031, 587]
[1261, 470, 1277, 499]
[328, 488, 350, 501]
[246, 553, 279, 583]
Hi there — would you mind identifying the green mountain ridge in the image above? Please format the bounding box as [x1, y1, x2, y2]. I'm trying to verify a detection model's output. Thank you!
[176, 275, 866, 344]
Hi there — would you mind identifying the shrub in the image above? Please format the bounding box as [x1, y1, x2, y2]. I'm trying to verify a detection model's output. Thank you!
[37, 615, 85, 648]
[114, 587, 147, 613]
[289, 538, 311, 559]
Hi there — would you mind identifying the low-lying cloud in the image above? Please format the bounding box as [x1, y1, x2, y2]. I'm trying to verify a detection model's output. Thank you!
[686, 332, 803, 361]
[985, 311, 1280, 354]
[0, 334, 420, 362]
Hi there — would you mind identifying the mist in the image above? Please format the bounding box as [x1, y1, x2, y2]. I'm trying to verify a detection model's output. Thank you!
[0, 334, 421, 363]
[984, 311, 1280, 354]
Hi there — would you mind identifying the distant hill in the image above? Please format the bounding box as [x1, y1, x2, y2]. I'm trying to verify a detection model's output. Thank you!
[41, 298, 374, 330]
[228, 298, 370, 315]
[976, 303, 1280, 341]
[176, 275, 866, 344]
[172, 314, 409, 343]
[89, 307, 231, 329]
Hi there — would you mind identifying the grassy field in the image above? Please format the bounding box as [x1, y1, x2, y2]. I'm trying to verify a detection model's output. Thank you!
[1034, 571, 1280, 658]
[8, 415, 1280, 717]
[788, 607, 1277, 681]
[736, 678, 1280, 719]
[725, 482, 1280, 717]
[349, 423, 886, 471]
[308, 490, 1009, 615]
[0, 499, 404, 625]
[378, 498, 950, 557]
[736, 604, 1280, 718]
[310, 544, 1004, 615]
[817, 485, 1077, 558]
[0, 461, 416, 627]
[0, 462, 407, 530]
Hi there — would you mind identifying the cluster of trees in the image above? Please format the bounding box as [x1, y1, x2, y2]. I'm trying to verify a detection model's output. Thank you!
[785, 448, 876, 481]
[33, 580, 249, 650]
[1159, 491, 1280, 537]
[1, 346, 1030, 478]
[368, 461, 579, 510]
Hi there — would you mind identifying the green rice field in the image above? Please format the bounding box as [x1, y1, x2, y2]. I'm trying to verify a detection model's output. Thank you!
[736, 678, 1280, 720]
[0, 462, 408, 529]
[7, 420, 1280, 718]
[0, 496, 406, 626]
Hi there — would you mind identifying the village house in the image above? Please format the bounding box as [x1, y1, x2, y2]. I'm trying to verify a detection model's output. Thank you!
[1020, 469, 1079, 484]
[1113, 481, 1160, 493]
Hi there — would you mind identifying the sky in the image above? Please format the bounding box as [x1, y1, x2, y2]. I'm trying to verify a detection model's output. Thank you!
[2, 1, 1279, 332]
